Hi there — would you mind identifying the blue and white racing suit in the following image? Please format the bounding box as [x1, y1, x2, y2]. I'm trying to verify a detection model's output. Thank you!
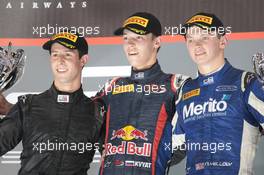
[172, 60, 264, 175]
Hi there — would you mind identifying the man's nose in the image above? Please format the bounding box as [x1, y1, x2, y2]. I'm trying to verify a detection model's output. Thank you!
[193, 40, 203, 49]
[194, 39, 202, 46]
[127, 38, 135, 45]
[58, 54, 66, 63]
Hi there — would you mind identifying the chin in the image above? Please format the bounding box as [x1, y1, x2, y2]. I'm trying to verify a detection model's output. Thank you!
[128, 60, 140, 67]
[58, 79, 72, 84]
[193, 56, 207, 64]
[55, 75, 70, 81]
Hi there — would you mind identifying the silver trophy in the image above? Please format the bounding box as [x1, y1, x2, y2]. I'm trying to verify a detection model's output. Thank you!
[252, 52, 264, 90]
[0, 42, 25, 93]
[0, 42, 25, 119]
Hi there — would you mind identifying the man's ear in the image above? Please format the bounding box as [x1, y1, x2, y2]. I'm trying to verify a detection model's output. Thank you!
[80, 54, 89, 67]
[154, 36, 161, 49]
[219, 35, 228, 49]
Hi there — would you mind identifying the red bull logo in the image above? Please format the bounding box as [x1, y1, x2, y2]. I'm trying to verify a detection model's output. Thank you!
[107, 125, 151, 157]
[127, 142, 151, 156]
[111, 125, 148, 141]
[105, 141, 151, 157]
[130, 129, 148, 141]
[111, 129, 126, 140]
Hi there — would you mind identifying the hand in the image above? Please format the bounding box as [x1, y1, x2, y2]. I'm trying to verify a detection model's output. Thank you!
[0, 93, 13, 115]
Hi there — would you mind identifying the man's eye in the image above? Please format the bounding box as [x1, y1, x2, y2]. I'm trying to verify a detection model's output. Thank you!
[65, 53, 73, 58]
[51, 53, 58, 57]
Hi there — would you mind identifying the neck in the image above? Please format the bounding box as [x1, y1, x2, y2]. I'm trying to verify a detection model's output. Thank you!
[133, 63, 154, 71]
[133, 55, 157, 71]
[198, 55, 225, 75]
[54, 81, 81, 93]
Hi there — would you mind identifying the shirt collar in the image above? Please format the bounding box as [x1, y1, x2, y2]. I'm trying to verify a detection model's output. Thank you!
[130, 61, 163, 81]
[49, 83, 83, 103]
[197, 59, 232, 86]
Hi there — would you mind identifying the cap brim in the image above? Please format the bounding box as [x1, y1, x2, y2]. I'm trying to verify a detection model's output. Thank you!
[42, 40, 78, 51]
[114, 26, 151, 36]
[114, 27, 124, 36]
[42, 40, 55, 50]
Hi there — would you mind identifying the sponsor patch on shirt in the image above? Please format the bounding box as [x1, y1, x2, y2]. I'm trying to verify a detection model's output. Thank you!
[202, 76, 214, 86]
[114, 160, 124, 167]
[57, 95, 69, 103]
[183, 88, 200, 100]
[195, 162, 205, 170]
[195, 161, 232, 170]
[222, 94, 232, 100]
[216, 85, 238, 92]
[125, 160, 151, 168]
[111, 125, 148, 141]
[133, 72, 144, 79]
